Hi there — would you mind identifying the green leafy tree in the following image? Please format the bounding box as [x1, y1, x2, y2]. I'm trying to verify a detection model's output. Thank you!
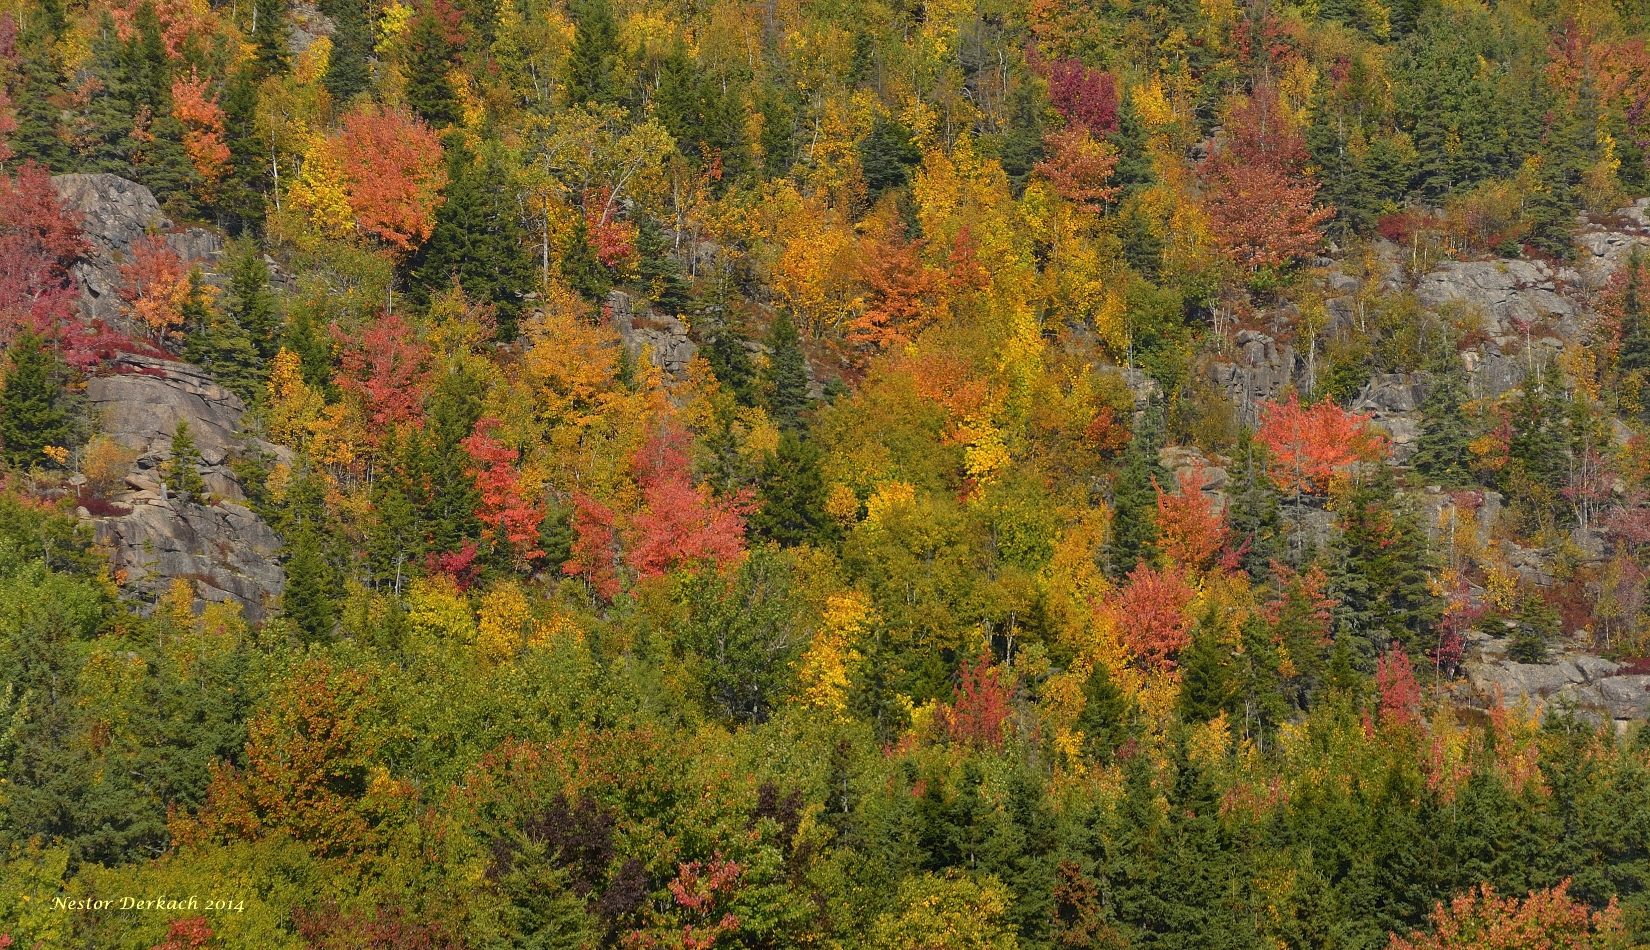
[1509, 591, 1559, 663]
[321, 0, 372, 103]
[251, 0, 291, 77]
[1107, 406, 1169, 576]
[404, 0, 461, 126]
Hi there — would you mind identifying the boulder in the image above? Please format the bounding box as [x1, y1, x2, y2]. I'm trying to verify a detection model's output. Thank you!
[1207, 330, 1299, 426]
[1463, 651, 1650, 727]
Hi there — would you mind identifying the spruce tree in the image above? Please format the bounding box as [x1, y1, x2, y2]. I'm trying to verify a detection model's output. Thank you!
[653, 43, 700, 151]
[1226, 429, 1283, 575]
[565, 0, 620, 107]
[859, 115, 921, 197]
[412, 146, 536, 336]
[1327, 469, 1442, 661]
[1411, 372, 1476, 487]
[320, 0, 372, 104]
[250, 0, 291, 77]
[695, 275, 759, 407]
[8, 57, 72, 170]
[282, 526, 336, 642]
[1177, 611, 1235, 724]
[633, 215, 690, 314]
[0, 334, 73, 469]
[764, 312, 811, 431]
[1509, 591, 1559, 663]
[558, 215, 610, 302]
[1107, 404, 1169, 577]
[181, 272, 265, 406]
[751, 432, 837, 547]
[162, 419, 207, 501]
[225, 238, 282, 361]
[1078, 661, 1136, 760]
[404, 0, 460, 126]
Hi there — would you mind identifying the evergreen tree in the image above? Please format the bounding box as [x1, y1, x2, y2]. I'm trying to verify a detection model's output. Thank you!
[217, 67, 269, 231]
[7, 56, 72, 170]
[859, 115, 921, 197]
[320, 0, 372, 104]
[653, 43, 699, 148]
[225, 238, 282, 361]
[1107, 405, 1169, 576]
[411, 146, 536, 336]
[1078, 661, 1136, 760]
[565, 0, 620, 107]
[1509, 591, 1559, 663]
[366, 437, 422, 593]
[250, 0, 291, 77]
[1617, 251, 1650, 391]
[0, 334, 73, 469]
[764, 312, 811, 431]
[1177, 610, 1235, 724]
[404, 0, 460, 126]
[1410, 372, 1476, 487]
[1327, 469, 1442, 661]
[282, 526, 336, 643]
[694, 274, 759, 407]
[558, 215, 610, 302]
[1225, 429, 1283, 575]
[181, 271, 264, 406]
[1234, 614, 1289, 747]
[751, 432, 837, 547]
[632, 215, 690, 314]
[162, 419, 207, 501]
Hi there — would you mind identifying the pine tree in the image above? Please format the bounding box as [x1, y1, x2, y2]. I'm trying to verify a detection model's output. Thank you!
[0, 334, 73, 469]
[217, 67, 269, 231]
[859, 115, 921, 196]
[366, 440, 422, 593]
[764, 312, 811, 431]
[1234, 614, 1289, 748]
[162, 419, 207, 501]
[225, 238, 282, 361]
[751, 432, 837, 547]
[181, 271, 264, 405]
[1226, 430, 1283, 575]
[633, 215, 690, 314]
[558, 215, 610, 302]
[565, 0, 620, 107]
[412, 146, 536, 336]
[1078, 661, 1136, 760]
[282, 526, 336, 642]
[250, 0, 291, 77]
[653, 43, 699, 150]
[1411, 372, 1476, 487]
[1177, 610, 1235, 724]
[1327, 469, 1442, 661]
[8, 56, 72, 170]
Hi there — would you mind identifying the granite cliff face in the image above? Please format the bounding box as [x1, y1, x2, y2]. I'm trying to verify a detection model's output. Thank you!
[52, 175, 286, 620]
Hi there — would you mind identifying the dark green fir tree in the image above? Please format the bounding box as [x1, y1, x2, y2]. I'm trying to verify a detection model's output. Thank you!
[0, 334, 73, 469]
[764, 312, 811, 432]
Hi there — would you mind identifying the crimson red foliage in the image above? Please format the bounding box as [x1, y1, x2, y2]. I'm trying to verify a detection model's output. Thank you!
[623, 426, 751, 580]
[294, 903, 464, 950]
[943, 655, 1016, 750]
[1377, 645, 1422, 728]
[0, 161, 89, 351]
[151, 917, 213, 950]
[1044, 58, 1120, 133]
[565, 493, 620, 600]
[333, 312, 432, 433]
[462, 418, 546, 566]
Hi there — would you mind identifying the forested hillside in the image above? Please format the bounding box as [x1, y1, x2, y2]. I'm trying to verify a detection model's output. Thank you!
[5, 0, 1650, 943]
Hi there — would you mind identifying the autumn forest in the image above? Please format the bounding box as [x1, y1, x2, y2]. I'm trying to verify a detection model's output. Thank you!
[3, 0, 1650, 943]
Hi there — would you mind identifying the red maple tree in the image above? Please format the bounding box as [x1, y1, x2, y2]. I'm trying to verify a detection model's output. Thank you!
[462, 418, 547, 569]
[564, 493, 620, 600]
[331, 105, 447, 256]
[1035, 128, 1121, 212]
[942, 655, 1016, 750]
[333, 312, 432, 433]
[1256, 393, 1387, 496]
[623, 426, 751, 581]
[1388, 880, 1624, 950]
[1044, 58, 1120, 133]
[1200, 85, 1333, 271]
[1155, 468, 1229, 573]
[851, 226, 940, 351]
[1103, 562, 1196, 671]
[0, 161, 88, 349]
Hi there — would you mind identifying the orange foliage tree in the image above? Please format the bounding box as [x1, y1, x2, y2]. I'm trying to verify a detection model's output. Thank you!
[1103, 562, 1196, 671]
[1034, 129, 1120, 212]
[851, 226, 941, 351]
[177, 659, 413, 860]
[625, 425, 752, 580]
[463, 418, 547, 570]
[1388, 881, 1627, 950]
[1155, 468, 1229, 573]
[170, 69, 230, 197]
[1201, 86, 1334, 270]
[1256, 393, 1387, 496]
[328, 106, 448, 256]
[118, 234, 190, 341]
[332, 312, 433, 432]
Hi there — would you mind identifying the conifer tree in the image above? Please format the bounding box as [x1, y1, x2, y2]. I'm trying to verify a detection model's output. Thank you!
[282, 526, 335, 642]
[751, 432, 837, 547]
[859, 115, 921, 196]
[1226, 430, 1284, 575]
[1078, 661, 1136, 760]
[225, 239, 281, 361]
[633, 215, 689, 314]
[250, 0, 291, 77]
[1176, 611, 1235, 724]
[1411, 372, 1476, 487]
[1107, 404, 1169, 576]
[1328, 469, 1442, 661]
[558, 215, 609, 302]
[0, 334, 73, 469]
[412, 146, 536, 336]
[1509, 591, 1559, 663]
[182, 272, 264, 406]
[764, 313, 811, 431]
[404, 0, 460, 127]
[321, 0, 372, 104]
[162, 419, 207, 501]
[565, 0, 620, 107]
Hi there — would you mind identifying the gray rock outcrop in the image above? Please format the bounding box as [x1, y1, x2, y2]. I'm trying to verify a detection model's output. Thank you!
[1462, 641, 1650, 731]
[1207, 330, 1299, 426]
[1414, 259, 1581, 338]
[607, 290, 698, 378]
[80, 353, 285, 620]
